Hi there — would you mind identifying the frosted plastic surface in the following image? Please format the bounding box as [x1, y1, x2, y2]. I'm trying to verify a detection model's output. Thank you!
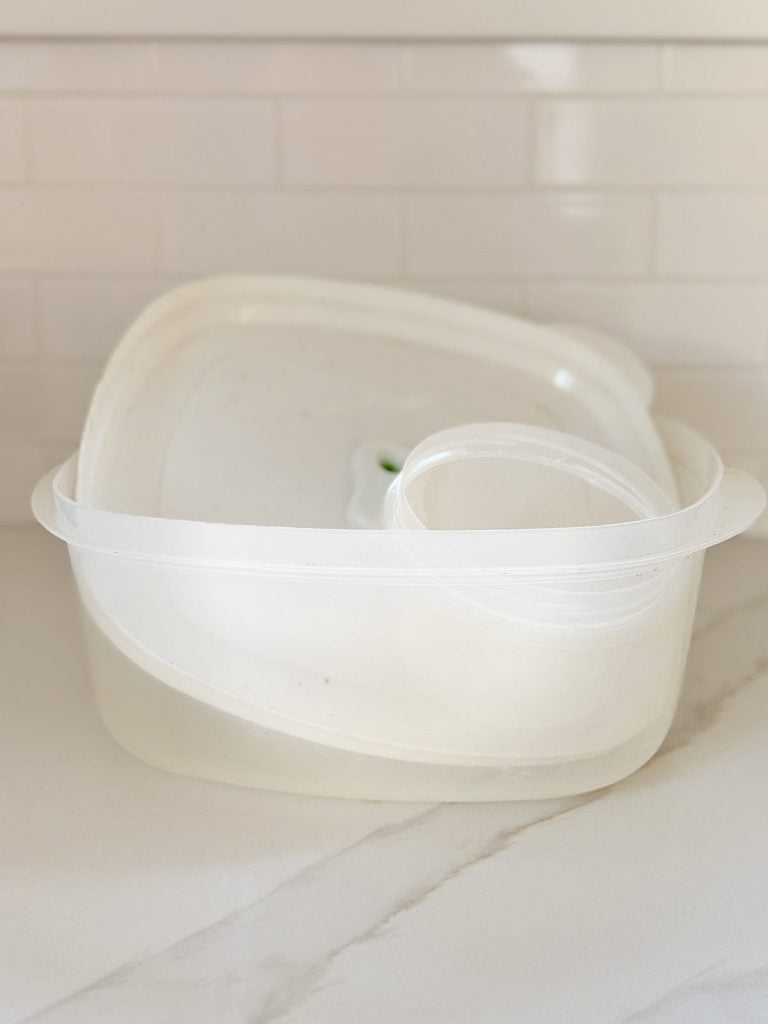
[32, 422, 765, 769]
[75, 277, 677, 520]
[30, 277, 766, 797]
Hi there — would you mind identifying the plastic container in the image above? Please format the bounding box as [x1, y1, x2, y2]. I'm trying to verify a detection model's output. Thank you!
[33, 432, 764, 800]
[30, 277, 765, 800]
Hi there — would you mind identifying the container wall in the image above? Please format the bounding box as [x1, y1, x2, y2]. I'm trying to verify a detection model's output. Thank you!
[70, 545, 703, 774]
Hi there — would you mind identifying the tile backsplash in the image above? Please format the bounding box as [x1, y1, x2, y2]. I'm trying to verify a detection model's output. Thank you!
[2, 39, 767, 520]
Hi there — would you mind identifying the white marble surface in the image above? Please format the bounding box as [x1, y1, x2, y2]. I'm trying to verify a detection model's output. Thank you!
[3, 526, 768, 1024]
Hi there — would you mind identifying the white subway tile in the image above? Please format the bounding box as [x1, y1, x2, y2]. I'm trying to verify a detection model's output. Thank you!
[663, 44, 768, 93]
[39, 279, 173, 360]
[0, 364, 99, 441]
[655, 368, 768, 447]
[0, 440, 51, 521]
[154, 42, 403, 94]
[537, 99, 768, 185]
[0, 41, 154, 92]
[0, 280, 36, 356]
[399, 279, 523, 314]
[0, 191, 157, 273]
[0, 103, 25, 182]
[406, 193, 651, 277]
[524, 284, 767, 365]
[401, 43, 658, 94]
[658, 194, 768, 278]
[161, 193, 401, 277]
[30, 99, 275, 185]
[282, 98, 528, 188]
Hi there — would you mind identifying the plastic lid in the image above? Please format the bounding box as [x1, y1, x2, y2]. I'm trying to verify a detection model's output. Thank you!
[385, 422, 673, 532]
[73, 276, 678, 527]
[550, 323, 655, 411]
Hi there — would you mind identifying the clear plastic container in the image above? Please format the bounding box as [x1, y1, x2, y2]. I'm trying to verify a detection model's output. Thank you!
[33, 419, 764, 800]
[30, 277, 765, 800]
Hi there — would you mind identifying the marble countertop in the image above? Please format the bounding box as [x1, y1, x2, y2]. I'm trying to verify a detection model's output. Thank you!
[3, 526, 768, 1024]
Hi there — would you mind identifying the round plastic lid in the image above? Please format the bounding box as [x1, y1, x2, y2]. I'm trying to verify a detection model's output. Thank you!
[386, 422, 673, 532]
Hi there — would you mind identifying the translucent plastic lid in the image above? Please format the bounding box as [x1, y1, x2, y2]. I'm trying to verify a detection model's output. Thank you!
[385, 422, 673, 532]
[74, 276, 677, 526]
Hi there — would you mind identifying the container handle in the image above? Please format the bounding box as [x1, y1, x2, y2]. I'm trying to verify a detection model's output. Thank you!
[30, 464, 61, 538]
[707, 467, 767, 547]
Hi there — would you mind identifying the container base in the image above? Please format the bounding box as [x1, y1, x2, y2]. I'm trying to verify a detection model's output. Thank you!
[83, 612, 675, 802]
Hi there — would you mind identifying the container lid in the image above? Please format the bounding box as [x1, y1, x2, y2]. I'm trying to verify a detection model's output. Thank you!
[549, 322, 655, 410]
[385, 422, 673, 532]
[74, 276, 677, 526]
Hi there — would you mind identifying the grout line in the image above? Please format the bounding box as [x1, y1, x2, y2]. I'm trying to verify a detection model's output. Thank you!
[29, 276, 45, 357]
[273, 96, 284, 186]
[4, 181, 768, 196]
[16, 96, 32, 184]
[147, 38, 160, 89]
[517, 282, 532, 319]
[393, 40, 409, 93]
[398, 192, 409, 276]
[657, 42, 671, 93]
[525, 98, 537, 186]
[148, 190, 164, 274]
[645, 191, 660, 277]
[9, 87, 768, 100]
[1, 271, 768, 287]
[0, 272, 763, 287]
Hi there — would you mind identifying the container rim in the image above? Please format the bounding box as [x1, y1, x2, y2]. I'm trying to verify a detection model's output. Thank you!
[32, 419, 766, 582]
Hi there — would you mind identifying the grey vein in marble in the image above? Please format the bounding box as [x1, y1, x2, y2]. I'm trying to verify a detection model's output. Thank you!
[621, 962, 768, 1023]
[23, 796, 592, 1024]
[10, 536, 768, 1024]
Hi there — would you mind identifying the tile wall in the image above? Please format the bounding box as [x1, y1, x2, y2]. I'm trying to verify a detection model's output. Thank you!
[2, 39, 767, 519]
